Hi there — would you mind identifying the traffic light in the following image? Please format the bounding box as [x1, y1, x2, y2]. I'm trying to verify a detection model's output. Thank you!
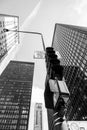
[44, 47, 70, 123]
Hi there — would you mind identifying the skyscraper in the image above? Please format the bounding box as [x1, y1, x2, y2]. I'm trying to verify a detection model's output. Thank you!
[0, 14, 19, 75]
[52, 23, 87, 121]
[0, 60, 34, 130]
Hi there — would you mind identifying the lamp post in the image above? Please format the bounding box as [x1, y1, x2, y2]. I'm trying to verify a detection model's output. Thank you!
[3, 28, 46, 51]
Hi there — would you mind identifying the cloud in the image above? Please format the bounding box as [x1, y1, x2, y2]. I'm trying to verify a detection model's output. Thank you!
[21, 0, 42, 30]
[74, 0, 87, 14]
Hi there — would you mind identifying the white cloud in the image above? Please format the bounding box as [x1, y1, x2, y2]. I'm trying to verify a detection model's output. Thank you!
[74, 0, 87, 14]
[21, 0, 42, 30]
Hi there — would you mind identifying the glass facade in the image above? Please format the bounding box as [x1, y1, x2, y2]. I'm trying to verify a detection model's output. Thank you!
[0, 14, 19, 62]
[0, 61, 34, 130]
[52, 23, 87, 121]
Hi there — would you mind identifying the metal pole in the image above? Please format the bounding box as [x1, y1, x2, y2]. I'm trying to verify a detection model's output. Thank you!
[3, 29, 46, 51]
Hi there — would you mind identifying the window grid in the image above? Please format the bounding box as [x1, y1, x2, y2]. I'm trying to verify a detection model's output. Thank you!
[53, 24, 87, 121]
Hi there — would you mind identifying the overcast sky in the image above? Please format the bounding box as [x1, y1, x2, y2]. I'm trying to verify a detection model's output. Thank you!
[20, 0, 87, 47]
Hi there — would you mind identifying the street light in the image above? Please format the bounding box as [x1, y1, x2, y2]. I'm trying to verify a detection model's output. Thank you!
[3, 28, 46, 52]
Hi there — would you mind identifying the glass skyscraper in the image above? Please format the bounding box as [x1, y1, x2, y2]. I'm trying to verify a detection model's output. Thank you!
[0, 14, 19, 61]
[52, 23, 87, 121]
[0, 61, 34, 130]
[0, 14, 19, 75]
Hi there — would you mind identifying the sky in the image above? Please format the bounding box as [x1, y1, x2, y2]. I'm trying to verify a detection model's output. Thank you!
[0, 0, 40, 26]
[1, 0, 87, 48]
[19, 0, 87, 47]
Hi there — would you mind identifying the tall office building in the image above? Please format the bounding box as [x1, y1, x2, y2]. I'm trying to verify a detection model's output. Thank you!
[52, 23, 87, 121]
[0, 60, 34, 130]
[0, 14, 19, 75]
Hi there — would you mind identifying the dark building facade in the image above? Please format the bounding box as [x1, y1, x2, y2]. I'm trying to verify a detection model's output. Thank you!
[52, 23, 87, 121]
[0, 60, 34, 130]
